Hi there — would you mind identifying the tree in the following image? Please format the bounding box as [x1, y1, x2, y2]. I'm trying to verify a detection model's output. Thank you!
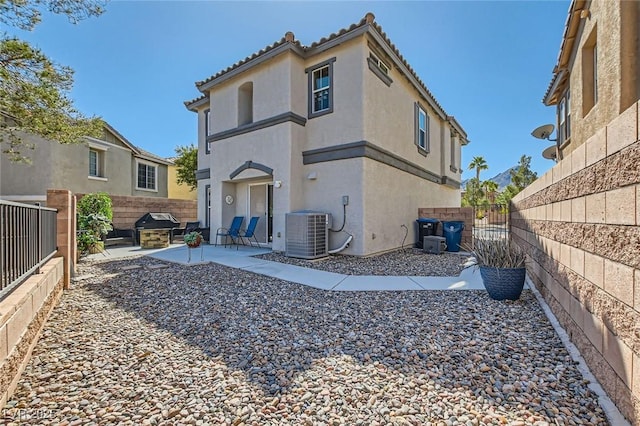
[510, 154, 538, 192]
[495, 155, 538, 208]
[468, 156, 488, 183]
[482, 180, 499, 202]
[1, 0, 105, 162]
[174, 144, 198, 191]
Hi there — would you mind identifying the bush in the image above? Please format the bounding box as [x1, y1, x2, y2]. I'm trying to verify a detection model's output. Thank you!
[77, 193, 113, 256]
[78, 192, 112, 222]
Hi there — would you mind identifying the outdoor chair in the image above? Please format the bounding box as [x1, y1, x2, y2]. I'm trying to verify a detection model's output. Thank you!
[215, 216, 244, 249]
[104, 225, 136, 247]
[239, 216, 261, 247]
[171, 221, 201, 243]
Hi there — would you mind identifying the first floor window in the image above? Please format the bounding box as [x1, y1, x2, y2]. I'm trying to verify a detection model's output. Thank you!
[89, 149, 104, 177]
[137, 162, 157, 190]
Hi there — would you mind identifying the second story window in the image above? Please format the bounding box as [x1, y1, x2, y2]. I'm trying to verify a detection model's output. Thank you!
[415, 103, 429, 153]
[204, 108, 211, 154]
[88, 147, 106, 178]
[313, 66, 330, 112]
[137, 161, 157, 191]
[306, 57, 335, 118]
[558, 89, 570, 146]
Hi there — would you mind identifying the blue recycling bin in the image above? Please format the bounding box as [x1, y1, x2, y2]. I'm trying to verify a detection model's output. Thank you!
[442, 221, 465, 252]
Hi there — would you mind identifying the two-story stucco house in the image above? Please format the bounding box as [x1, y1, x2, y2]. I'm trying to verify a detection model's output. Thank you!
[543, 0, 639, 160]
[0, 121, 171, 204]
[185, 13, 469, 256]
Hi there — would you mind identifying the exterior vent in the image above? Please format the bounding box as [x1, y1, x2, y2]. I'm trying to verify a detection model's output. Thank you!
[285, 211, 331, 259]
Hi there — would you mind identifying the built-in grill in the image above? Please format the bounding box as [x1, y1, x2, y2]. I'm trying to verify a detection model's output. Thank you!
[135, 212, 180, 229]
[134, 213, 180, 242]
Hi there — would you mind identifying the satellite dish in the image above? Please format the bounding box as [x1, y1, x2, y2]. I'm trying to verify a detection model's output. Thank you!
[531, 124, 556, 140]
[542, 145, 557, 161]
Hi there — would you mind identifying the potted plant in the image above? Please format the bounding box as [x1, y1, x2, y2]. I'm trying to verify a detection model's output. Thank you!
[184, 231, 203, 248]
[470, 238, 527, 300]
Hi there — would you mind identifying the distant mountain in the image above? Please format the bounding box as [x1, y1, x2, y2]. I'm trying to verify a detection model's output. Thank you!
[461, 166, 516, 191]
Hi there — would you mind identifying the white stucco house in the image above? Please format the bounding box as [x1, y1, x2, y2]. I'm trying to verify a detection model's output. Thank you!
[185, 12, 469, 256]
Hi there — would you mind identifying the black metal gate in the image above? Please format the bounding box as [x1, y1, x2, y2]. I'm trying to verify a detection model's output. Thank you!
[472, 203, 510, 242]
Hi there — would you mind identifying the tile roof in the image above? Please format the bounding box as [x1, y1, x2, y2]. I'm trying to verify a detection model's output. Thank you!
[101, 121, 171, 165]
[543, 0, 585, 105]
[186, 12, 461, 133]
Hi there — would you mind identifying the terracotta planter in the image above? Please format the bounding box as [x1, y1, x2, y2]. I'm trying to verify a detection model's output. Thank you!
[187, 236, 202, 248]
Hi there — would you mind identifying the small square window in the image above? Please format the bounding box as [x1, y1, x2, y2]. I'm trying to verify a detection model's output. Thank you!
[137, 161, 157, 191]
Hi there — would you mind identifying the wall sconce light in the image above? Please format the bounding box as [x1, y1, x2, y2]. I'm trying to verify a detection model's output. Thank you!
[307, 172, 317, 180]
[274, 180, 282, 188]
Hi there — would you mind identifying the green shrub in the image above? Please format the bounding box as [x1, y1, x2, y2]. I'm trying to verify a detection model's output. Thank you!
[77, 193, 113, 256]
[78, 192, 113, 221]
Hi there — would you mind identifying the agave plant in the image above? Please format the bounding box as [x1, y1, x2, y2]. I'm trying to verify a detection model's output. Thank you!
[469, 238, 526, 268]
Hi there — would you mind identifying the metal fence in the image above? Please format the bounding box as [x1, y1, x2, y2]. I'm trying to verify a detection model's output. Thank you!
[1, 200, 57, 300]
[472, 203, 510, 242]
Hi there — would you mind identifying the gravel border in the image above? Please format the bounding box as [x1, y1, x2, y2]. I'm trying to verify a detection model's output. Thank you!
[255, 249, 471, 277]
[3, 257, 607, 425]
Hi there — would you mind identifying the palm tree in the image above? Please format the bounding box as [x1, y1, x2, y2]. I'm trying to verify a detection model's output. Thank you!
[467, 156, 488, 209]
[468, 156, 488, 182]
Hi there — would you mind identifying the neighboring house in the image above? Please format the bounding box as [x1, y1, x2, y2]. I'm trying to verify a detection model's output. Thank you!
[0, 122, 171, 204]
[185, 13, 469, 256]
[167, 159, 197, 200]
[543, 0, 639, 160]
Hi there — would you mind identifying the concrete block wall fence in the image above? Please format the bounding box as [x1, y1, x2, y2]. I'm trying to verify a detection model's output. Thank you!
[77, 194, 197, 229]
[418, 207, 473, 247]
[510, 101, 640, 423]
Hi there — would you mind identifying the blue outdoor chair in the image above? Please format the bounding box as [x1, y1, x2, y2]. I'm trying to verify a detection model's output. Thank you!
[239, 216, 261, 247]
[215, 216, 244, 249]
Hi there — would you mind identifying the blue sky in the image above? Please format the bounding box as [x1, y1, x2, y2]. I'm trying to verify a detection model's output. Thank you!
[10, 0, 569, 180]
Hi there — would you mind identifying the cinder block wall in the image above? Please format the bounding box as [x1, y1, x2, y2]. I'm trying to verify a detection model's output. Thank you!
[511, 101, 640, 423]
[0, 259, 64, 409]
[77, 194, 197, 229]
[418, 207, 473, 246]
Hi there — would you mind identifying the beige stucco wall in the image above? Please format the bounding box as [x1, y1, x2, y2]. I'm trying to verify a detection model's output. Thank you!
[1, 133, 54, 198]
[362, 158, 459, 255]
[209, 123, 295, 252]
[511, 101, 640, 423]
[198, 31, 464, 255]
[558, 0, 639, 158]
[303, 38, 365, 150]
[0, 134, 133, 197]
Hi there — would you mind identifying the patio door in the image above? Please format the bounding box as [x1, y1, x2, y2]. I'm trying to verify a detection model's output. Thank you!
[249, 183, 273, 244]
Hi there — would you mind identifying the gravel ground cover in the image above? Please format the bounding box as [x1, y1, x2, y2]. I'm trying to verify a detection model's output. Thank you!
[3, 257, 607, 425]
[256, 249, 469, 277]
